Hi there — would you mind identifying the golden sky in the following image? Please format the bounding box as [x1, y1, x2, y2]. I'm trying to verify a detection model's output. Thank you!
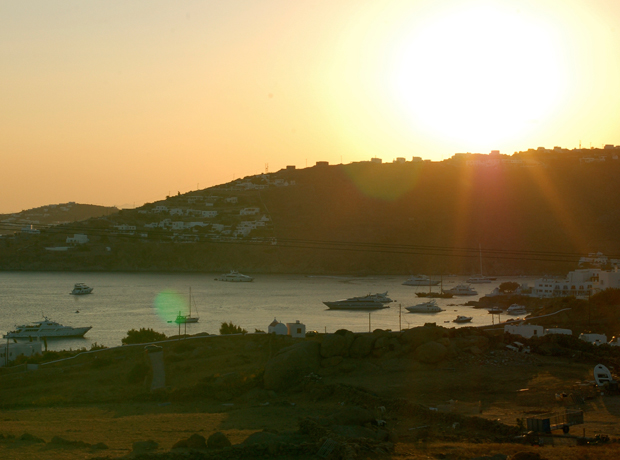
[1, 0, 619, 213]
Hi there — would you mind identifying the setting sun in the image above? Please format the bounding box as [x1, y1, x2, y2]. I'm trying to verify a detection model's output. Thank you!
[389, 3, 568, 146]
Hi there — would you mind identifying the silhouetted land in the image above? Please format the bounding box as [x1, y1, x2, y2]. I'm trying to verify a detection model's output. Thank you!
[1, 149, 619, 275]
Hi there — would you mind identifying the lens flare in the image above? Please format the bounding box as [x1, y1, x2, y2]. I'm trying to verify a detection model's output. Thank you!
[154, 290, 187, 323]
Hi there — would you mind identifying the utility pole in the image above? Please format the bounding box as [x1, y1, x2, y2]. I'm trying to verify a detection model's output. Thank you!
[368, 312, 372, 333]
[399, 304, 402, 331]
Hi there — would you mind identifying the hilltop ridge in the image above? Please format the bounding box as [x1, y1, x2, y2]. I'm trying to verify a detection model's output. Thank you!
[1, 148, 620, 274]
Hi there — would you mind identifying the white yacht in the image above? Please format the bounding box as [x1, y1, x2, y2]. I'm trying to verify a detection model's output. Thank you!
[4, 317, 92, 339]
[406, 300, 444, 313]
[402, 275, 440, 286]
[353, 291, 394, 304]
[323, 297, 389, 310]
[453, 315, 473, 323]
[70, 283, 93, 295]
[215, 270, 254, 282]
[506, 304, 528, 315]
[442, 284, 478, 296]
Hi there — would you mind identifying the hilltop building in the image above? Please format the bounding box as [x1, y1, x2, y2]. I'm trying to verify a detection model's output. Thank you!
[531, 268, 620, 298]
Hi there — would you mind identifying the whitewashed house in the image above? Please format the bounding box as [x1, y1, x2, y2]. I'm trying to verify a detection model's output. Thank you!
[286, 320, 306, 338]
[532, 268, 620, 298]
[504, 324, 544, 339]
[114, 224, 136, 232]
[545, 328, 572, 336]
[201, 210, 218, 218]
[169, 208, 184, 216]
[579, 333, 607, 345]
[153, 205, 169, 213]
[268, 319, 288, 335]
[0, 341, 43, 367]
[240, 207, 260, 216]
[225, 197, 238, 204]
[66, 234, 89, 245]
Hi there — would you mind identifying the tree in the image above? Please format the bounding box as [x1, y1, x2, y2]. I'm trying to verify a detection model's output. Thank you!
[219, 321, 247, 335]
[122, 328, 166, 345]
[499, 281, 520, 293]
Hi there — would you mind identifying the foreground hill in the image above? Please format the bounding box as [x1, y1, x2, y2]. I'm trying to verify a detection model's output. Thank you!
[1, 150, 619, 274]
[0, 327, 619, 459]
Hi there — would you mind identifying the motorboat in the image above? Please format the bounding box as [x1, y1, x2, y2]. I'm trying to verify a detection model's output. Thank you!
[174, 287, 199, 324]
[453, 315, 473, 323]
[353, 291, 394, 304]
[466, 275, 493, 284]
[406, 300, 444, 313]
[402, 275, 440, 287]
[416, 291, 454, 299]
[506, 304, 528, 315]
[4, 317, 92, 338]
[70, 283, 93, 295]
[487, 306, 504, 314]
[215, 270, 253, 282]
[442, 284, 478, 296]
[323, 297, 389, 310]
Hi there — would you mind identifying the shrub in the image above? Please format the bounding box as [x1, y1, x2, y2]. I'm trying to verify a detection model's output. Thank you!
[127, 362, 149, 384]
[219, 321, 247, 335]
[122, 328, 167, 345]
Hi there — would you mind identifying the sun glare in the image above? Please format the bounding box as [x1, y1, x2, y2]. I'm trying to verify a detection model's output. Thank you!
[389, 3, 567, 147]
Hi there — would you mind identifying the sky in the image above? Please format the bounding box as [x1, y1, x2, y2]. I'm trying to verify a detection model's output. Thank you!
[1, 0, 620, 213]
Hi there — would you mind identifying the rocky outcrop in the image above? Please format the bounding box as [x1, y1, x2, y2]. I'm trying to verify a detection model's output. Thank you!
[263, 341, 321, 390]
[414, 341, 448, 364]
[321, 333, 348, 358]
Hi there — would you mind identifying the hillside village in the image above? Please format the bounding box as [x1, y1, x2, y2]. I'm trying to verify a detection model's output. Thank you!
[1, 146, 620, 274]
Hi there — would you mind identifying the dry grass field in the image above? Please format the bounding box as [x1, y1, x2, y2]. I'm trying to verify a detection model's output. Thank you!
[1, 332, 619, 459]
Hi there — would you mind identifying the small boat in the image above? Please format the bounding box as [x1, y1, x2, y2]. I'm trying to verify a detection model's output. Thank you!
[174, 288, 200, 324]
[442, 284, 478, 296]
[453, 315, 473, 323]
[3, 317, 92, 338]
[487, 306, 503, 314]
[70, 283, 93, 295]
[506, 304, 528, 315]
[215, 270, 253, 282]
[323, 297, 389, 310]
[406, 300, 444, 313]
[402, 275, 440, 286]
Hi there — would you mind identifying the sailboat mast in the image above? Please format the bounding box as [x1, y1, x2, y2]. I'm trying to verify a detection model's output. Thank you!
[479, 244, 483, 275]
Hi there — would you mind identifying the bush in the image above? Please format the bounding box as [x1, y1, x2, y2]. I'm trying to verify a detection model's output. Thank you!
[122, 328, 167, 345]
[127, 362, 149, 384]
[219, 321, 247, 335]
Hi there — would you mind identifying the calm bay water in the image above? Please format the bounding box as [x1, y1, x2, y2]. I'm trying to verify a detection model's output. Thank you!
[0, 272, 536, 351]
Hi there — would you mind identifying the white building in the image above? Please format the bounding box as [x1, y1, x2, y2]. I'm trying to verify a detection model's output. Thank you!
[153, 205, 169, 213]
[268, 319, 288, 335]
[201, 210, 218, 218]
[114, 224, 136, 232]
[531, 268, 620, 298]
[579, 333, 607, 345]
[504, 324, 544, 339]
[0, 342, 43, 367]
[21, 225, 40, 234]
[286, 320, 306, 338]
[544, 328, 572, 336]
[240, 207, 260, 216]
[66, 234, 89, 245]
[225, 197, 238, 204]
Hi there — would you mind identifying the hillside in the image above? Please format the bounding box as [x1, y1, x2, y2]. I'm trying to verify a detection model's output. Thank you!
[0, 202, 118, 236]
[1, 149, 619, 274]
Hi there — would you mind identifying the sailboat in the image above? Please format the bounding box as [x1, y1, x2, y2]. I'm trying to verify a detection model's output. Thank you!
[416, 275, 454, 298]
[174, 288, 200, 324]
[467, 244, 495, 283]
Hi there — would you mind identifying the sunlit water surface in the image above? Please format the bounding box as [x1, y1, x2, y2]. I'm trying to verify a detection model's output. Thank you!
[0, 272, 537, 351]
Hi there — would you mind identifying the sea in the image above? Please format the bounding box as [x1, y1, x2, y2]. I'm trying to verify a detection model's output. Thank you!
[0, 272, 537, 351]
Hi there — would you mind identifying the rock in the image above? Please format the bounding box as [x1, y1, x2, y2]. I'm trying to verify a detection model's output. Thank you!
[187, 433, 207, 449]
[454, 336, 490, 352]
[242, 431, 280, 446]
[321, 356, 343, 367]
[330, 425, 381, 440]
[349, 335, 376, 358]
[470, 455, 507, 460]
[374, 336, 391, 350]
[399, 326, 445, 348]
[414, 341, 448, 364]
[322, 406, 375, 426]
[18, 433, 45, 443]
[336, 330, 356, 352]
[48, 436, 90, 448]
[263, 341, 321, 390]
[213, 372, 243, 388]
[207, 432, 230, 449]
[321, 334, 348, 358]
[470, 346, 483, 355]
[132, 440, 158, 452]
[91, 442, 109, 450]
[172, 439, 188, 449]
[510, 452, 546, 460]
